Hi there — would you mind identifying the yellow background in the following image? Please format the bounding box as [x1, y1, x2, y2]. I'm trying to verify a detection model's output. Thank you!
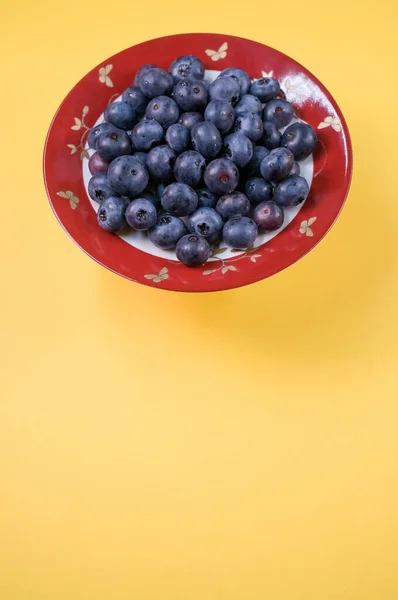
[1, 0, 398, 598]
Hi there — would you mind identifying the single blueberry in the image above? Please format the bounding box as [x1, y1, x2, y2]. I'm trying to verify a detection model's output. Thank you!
[191, 121, 222, 159]
[88, 152, 110, 175]
[234, 94, 262, 118]
[174, 150, 206, 187]
[87, 122, 118, 150]
[209, 76, 240, 105]
[216, 191, 250, 220]
[169, 55, 205, 83]
[176, 234, 211, 267]
[178, 112, 204, 130]
[244, 177, 273, 205]
[218, 68, 251, 96]
[204, 158, 240, 196]
[246, 146, 270, 177]
[125, 198, 157, 230]
[234, 111, 264, 142]
[134, 64, 156, 87]
[204, 100, 235, 134]
[157, 183, 167, 199]
[260, 147, 295, 182]
[253, 201, 284, 231]
[88, 174, 117, 203]
[263, 99, 294, 129]
[97, 196, 126, 233]
[161, 182, 198, 217]
[145, 96, 180, 128]
[138, 67, 173, 98]
[250, 77, 280, 102]
[197, 188, 218, 208]
[148, 214, 187, 249]
[165, 123, 190, 154]
[262, 121, 281, 150]
[273, 175, 310, 207]
[146, 145, 176, 182]
[173, 79, 208, 112]
[223, 216, 258, 249]
[223, 131, 253, 167]
[96, 127, 132, 161]
[104, 101, 138, 131]
[280, 122, 318, 160]
[131, 119, 163, 151]
[108, 155, 149, 196]
[122, 86, 148, 116]
[187, 207, 224, 244]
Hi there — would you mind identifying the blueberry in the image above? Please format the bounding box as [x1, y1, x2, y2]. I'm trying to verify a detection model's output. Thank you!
[218, 68, 251, 96]
[88, 174, 117, 203]
[138, 67, 173, 98]
[191, 121, 222, 159]
[169, 55, 205, 82]
[131, 119, 163, 151]
[96, 127, 132, 161]
[244, 177, 273, 205]
[262, 121, 281, 150]
[165, 123, 190, 154]
[273, 175, 310, 207]
[173, 79, 208, 112]
[234, 94, 262, 118]
[146, 145, 176, 183]
[134, 63, 156, 87]
[178, 112, 204, 130]
[174, 150, 205, 187]
[280, 122, 318, 160]
[122, 86, 148, 116]
[209, 76, 240, 105]
[260, 148, 294, 182]
[108, 155, 149, 196]
[253, 201, 284, 231]
[161, 182, 198, 217]
[204, 158, 240, 196]
[157, 183, 167, 199]
[291, 162, 300, 176]
[187, 207, 224, 244]
[216, 191, 250, 220]
[125, 198, 157, 230]
[223, 132, 253, 167]
[197, 187, 218, 208]
[104, 101, 138, 131]
[263, 99, 294, 129]
[148, 214, 187, 249]
[131, 151, 148, 167]
[87, 123, 117, 150]
[88, 152, 110, 175]
[234, 110, 263, 142]
[223, 216, 258, 249]
[250, 77, 280, 102]
[204, 100, 235, 134]
[176, 234, 211, 267]
[97, 196, 126, 233]
[246, 146, 270, 177]
[145, 96, 179, 128]
[138, 190, 159, 208]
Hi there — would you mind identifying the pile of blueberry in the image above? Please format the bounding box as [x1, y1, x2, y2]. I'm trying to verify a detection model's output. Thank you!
[87, 55, 318, 267]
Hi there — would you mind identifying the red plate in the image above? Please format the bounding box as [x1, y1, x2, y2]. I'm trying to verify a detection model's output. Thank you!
[43, 33, 352, 292]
